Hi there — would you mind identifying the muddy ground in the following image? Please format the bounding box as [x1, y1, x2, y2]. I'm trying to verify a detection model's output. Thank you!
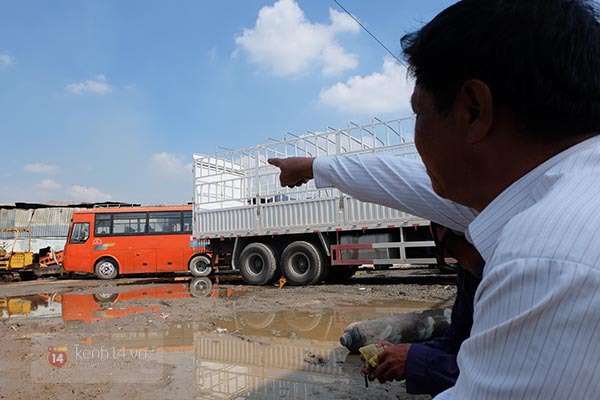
[0, 266, 457, 400]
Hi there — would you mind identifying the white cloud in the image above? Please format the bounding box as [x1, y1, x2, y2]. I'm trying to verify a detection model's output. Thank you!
[235, 0, 359, 76]
[66, 74, 112, 94]
[68, 185, 112, 202]
[34, 179, 62, 191]
[0, 52, 14, 67]
[149, 152, 191, 179]
[318, 57, 414, 115]
[24, 163, 60, 174]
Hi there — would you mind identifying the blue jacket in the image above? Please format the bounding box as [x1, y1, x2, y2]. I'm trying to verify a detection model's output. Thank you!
[405, 268, 481, 397]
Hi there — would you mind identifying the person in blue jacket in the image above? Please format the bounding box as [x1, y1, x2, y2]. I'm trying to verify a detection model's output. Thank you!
[362, 222, 484, 397]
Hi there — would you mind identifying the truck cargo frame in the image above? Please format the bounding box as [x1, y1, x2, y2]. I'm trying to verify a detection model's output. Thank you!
[193, 116, 439, 286]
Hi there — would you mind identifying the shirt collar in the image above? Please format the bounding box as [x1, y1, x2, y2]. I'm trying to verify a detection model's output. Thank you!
[466, 135, 600, 262]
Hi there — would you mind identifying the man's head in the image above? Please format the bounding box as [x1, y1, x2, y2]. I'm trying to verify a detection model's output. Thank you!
[402, 0, 600, 209]
[403, 0, 600, 139]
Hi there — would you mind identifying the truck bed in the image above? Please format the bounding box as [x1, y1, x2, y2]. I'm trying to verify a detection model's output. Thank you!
[193, 116, 424, 239]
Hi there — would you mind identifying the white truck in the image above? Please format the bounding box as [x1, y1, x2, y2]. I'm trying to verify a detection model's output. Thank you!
[192, 116, 441, 286]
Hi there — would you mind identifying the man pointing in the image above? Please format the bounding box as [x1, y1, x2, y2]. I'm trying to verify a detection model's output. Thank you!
[269, 0, 600, 398]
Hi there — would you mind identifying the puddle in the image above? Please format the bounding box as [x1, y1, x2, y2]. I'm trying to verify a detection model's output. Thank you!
[1, 277, 248, 322]
[0, 293, 62, 321]
[27, 301, 437, 398]
[7, 280, 445, 398]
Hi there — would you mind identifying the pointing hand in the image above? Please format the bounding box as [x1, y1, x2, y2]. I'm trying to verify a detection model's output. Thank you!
[268, 157, 315, 188]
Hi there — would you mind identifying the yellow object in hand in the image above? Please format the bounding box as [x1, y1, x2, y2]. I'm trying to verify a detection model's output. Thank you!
[359, 344, 384, 368]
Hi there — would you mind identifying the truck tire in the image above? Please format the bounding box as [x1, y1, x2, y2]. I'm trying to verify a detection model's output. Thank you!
[94, 258, 119, 280]
[189, 254, 212, 277]
[239, 312, 277, 329]
[284, 311, 323, 331]
[281, 241, 325, 286]
[239, 243, 278, 285]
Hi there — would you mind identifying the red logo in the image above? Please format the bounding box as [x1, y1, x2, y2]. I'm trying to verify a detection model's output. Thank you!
[48, 346, 68, 368]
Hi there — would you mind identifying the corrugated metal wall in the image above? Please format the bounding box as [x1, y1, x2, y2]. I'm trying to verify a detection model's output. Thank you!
[0, 207, 80, 239]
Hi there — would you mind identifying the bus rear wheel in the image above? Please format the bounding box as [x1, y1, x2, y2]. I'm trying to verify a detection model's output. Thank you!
[95, 258, 119, 280]
[189, 254, 212, 277]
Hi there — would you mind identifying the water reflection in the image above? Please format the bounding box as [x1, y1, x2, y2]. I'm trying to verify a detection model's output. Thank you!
[60, 278, 246, 323]
[10, 278, 438, 398]
[0, 278, 245, 323]
[0, 293, 62, 321]
[195, 333, 349, 399]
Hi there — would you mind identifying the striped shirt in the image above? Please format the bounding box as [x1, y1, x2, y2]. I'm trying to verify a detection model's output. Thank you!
[313, 134, 600, 399]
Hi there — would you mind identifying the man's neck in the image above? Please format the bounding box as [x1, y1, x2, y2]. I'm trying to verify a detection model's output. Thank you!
[469, 133, 597, 212]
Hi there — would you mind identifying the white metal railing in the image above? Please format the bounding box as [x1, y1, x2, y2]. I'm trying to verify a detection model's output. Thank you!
[194, 116, 418, 211]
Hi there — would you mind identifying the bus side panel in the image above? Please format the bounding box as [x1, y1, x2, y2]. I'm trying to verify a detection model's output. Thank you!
[104, 236, 156, 275]
[156, 234, 189, 272]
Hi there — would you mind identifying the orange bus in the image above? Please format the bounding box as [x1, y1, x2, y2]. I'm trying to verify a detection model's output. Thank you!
[63, 205, 212, 279]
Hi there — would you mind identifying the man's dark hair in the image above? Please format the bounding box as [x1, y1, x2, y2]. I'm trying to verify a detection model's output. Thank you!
[401, 0, 600, 139]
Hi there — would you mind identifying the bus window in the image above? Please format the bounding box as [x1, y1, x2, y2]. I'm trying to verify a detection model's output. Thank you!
[148, 211, 181, 233]
[70, 223, 90, 244]
[183, 210, 192, 233]
[113, 213, 146, 235]
[95, 214, 111, 236]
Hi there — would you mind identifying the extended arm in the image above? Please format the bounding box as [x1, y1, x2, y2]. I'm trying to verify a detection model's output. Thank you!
[269, 155, 477, 232]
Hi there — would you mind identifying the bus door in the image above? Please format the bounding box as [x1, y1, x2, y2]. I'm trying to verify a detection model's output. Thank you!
[65, 217, 93, 273]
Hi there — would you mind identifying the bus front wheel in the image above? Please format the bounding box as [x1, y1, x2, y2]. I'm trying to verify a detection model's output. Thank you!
[94, 258, 119, 280]
[189, 255, 212, 277]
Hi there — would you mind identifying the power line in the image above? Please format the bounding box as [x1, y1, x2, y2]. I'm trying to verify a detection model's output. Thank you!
[332, 0, 405, 65]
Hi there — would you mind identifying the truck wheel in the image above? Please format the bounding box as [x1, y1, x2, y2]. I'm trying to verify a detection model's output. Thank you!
[326, 266, 358, 283]
[284, 311, 323, 331]
[239, 312, 276, 329]
[281, 241, 324, 286]
[239, 243, 278, 285]
[94, 258, 119, 280]
[189, 254, 212, 277]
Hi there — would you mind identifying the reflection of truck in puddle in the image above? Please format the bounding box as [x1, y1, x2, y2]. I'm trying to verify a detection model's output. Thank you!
[195, 333, 348, 399]
[192, 303, 439, 398]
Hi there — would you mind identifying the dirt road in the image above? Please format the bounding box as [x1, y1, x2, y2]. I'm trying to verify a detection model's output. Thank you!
[0, 267, 456, 400]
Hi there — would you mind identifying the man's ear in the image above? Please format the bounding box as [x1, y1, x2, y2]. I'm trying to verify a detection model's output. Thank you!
[455, 79, 493, 144]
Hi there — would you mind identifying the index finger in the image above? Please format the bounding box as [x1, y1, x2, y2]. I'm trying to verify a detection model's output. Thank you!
[268, 158, 282, 167]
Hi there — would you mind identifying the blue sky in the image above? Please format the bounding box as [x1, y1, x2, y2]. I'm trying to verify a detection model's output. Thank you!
[0, 0, 455, 205]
